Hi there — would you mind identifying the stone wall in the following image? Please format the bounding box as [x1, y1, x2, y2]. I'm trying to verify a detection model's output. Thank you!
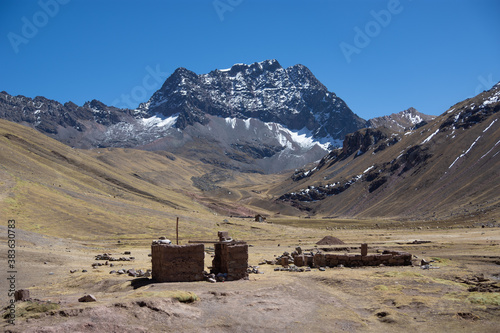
[294, 250, 411, 268]
[151, 243, 205, 282]
[212, 242, 248, 281]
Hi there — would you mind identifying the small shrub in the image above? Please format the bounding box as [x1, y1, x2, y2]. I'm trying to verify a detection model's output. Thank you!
[174, 292, 199, 303]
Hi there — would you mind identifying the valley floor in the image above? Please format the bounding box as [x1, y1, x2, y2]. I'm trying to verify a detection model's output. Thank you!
[1, 223, 499, 332]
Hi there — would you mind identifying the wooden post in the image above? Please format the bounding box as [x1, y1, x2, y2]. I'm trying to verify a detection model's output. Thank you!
[361, 243, 368, 256]
[176, 217, 179, 245]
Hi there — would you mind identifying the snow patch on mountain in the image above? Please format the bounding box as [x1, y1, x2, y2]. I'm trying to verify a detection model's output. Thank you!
[141, 114, 178, 128]
[483, 119, 497, 132]
[449, 135, 482, 169]
[421, 129, 439, 144]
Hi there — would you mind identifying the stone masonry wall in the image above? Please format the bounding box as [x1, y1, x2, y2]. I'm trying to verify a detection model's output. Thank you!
[212, 242, 248, 281]
[294, 250, 412, 268]
[151, 243, 205, 282]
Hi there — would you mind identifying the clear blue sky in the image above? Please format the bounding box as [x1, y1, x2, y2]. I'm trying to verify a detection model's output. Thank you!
[1, 0, 499, 120]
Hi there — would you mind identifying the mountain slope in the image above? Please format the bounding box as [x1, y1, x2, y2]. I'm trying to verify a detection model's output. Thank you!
[267, 83, 500, 222]
[0, 119, 225, 239]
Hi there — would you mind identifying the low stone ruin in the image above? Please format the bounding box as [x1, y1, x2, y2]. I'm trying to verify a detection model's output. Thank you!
[272, 244, 412, 268]
[308, 249, 412, 268]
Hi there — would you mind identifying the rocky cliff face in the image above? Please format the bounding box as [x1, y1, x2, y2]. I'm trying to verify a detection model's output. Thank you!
[0, 92, 132, 135]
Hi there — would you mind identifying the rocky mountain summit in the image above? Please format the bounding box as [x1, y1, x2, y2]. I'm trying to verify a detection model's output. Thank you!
[138, 59, 365, 140]
[368, 107, 435, 132]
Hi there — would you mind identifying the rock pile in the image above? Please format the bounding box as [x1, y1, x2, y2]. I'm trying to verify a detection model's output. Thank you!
[95, 253, 134, 262]
[456, 274, 500, 292]
[109, 268, 152, 278]
[247, 265, 263, 274]
[273, 265, 311, 272]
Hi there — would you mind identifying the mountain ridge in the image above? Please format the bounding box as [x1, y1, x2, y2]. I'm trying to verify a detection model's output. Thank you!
[0, 60, 435, 173]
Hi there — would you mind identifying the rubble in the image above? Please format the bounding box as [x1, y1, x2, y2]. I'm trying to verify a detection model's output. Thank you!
[456, 274, 500, 292]
[95, 253, 134, 262]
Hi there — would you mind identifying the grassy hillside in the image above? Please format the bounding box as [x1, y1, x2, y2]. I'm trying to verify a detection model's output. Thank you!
[0, 120, 220, 240]
[265, 85, 500, 223]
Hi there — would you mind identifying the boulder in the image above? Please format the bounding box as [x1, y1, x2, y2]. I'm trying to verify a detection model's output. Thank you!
[14, 289, 30, 301]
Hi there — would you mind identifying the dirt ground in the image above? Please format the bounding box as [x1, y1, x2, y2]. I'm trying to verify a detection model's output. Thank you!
[1, 225, 499, 332]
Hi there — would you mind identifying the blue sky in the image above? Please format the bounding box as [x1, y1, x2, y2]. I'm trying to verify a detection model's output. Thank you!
[1, 0, 499, 120]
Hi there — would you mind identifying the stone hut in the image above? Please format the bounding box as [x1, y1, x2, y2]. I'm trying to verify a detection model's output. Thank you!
[255, 214, 266, 222]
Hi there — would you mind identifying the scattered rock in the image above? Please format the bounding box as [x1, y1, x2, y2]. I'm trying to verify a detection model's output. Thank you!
[14, 289, 30, 301]
[456, 312, 480, 321]
[456, 274, 500, 292]
[247, 266, 262, 274]
[95, 253, 133, 262]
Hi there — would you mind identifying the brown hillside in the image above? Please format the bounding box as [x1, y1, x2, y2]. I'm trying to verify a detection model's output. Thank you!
[269, 83, 500, 223]
[0, 119, 277, 240]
